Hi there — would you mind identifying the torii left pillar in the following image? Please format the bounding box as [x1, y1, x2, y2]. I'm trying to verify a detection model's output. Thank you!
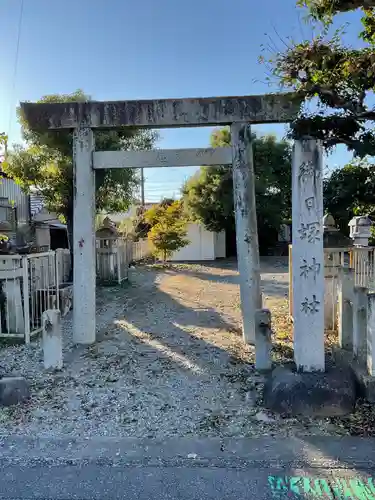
[73, 127, 96, 344]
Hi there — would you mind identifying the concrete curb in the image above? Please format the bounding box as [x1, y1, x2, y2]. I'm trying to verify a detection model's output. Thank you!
[0, 436, 375, 469]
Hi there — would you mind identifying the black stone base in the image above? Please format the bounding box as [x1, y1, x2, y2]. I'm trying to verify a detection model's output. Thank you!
[333, 347, 375, 403]
[263, 363, 357, 417]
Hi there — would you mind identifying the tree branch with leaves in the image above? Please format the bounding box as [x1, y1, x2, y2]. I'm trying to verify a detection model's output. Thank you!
[3, 90, 158, 241]
[144, 200, 189, 261]
[264, 1, 375, 157]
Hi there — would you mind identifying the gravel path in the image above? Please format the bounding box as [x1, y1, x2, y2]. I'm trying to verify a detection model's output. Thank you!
[0, 258, 340, 438]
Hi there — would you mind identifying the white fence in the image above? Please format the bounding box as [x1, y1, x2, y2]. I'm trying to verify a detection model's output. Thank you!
[96, 237, 152, 284]
[0, 250, 72, 343]
[350, 247, 375, 289]
[333, 267, 375, 382]
[289, 246, 375, 326]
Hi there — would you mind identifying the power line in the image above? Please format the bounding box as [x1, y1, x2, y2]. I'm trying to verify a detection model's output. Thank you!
[7, 0, 24, 142]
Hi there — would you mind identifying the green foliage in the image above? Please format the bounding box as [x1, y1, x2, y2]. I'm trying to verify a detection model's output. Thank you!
[118, 217, 134, 235]
[297, 0, 375, 22]
[266, 1, 375, 157]
[132, 198, 176, 241]
[182, 128, 292, 250]
[145, 200, 189, 261]
[323, 161, 375, 231]
[5, 90, 158, 221]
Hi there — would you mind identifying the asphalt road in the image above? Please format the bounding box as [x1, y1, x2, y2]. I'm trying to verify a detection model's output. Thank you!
[1, 436, 375, 499]
[3, 464, 375, 499]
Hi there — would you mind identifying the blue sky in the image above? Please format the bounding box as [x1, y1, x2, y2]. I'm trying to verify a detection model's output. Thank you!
[0, 0, 364, 202]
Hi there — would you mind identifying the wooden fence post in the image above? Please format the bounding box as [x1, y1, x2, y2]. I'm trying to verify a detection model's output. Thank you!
[338, 267, 354, 349]
[353, 286, 368, 364]
[367, 291, 375, 376]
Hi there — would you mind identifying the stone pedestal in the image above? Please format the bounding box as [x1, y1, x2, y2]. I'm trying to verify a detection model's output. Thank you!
[264, 364, 356, 416]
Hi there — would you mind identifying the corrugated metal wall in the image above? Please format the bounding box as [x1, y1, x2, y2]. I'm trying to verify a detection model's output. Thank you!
[0, 178, 29, 223]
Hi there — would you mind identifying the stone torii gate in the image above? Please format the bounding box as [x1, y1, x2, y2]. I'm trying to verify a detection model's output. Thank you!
[21, 93, 325, 372]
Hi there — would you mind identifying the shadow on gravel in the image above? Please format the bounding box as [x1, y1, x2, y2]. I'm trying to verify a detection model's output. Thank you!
[158, 268, 289, 299]
[111, 267, 249, 374]
[163, 268, 240, 285]
[79, 266, 261, 436]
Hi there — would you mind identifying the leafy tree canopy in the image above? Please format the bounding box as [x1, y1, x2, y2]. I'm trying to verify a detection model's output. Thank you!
[145, 200, 189, 261]
[323, 160, 375, 231]
[267, 0, 375, 157]
[3, 90, 158, 221]
[182, 128, 292, 251]
[0, 133, 7, 148]
[131, 198, 177, 241]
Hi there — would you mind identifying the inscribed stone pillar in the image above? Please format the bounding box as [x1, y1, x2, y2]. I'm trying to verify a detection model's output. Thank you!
[73, 127, 96, 344]
[292, 139, 325, 372]
[231, 123, 262, 344]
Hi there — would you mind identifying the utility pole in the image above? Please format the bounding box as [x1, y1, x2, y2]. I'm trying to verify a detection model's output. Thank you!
[140, 168, 145, 206]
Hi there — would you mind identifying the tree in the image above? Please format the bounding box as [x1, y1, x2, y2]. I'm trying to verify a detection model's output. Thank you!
[266, 0, 375, 157]
[182, 128, 292, 253]
[323, 161, 375, 231]
[0, 133, 7, 150]
[145, 200, 189, 261]
[3, 90, 157, 249]
[132, 198, 176, 241]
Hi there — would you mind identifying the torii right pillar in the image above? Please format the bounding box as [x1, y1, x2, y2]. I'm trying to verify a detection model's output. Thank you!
[292, 138, 325, 372]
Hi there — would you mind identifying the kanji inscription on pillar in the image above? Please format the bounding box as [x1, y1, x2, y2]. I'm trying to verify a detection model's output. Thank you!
[299, 258, 321, 280]
[298, 221, 321, 243]
[292, 139, 324, 372]
[301, 295, 320, 314]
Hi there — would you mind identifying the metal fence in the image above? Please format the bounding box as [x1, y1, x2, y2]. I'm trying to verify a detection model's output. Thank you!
[0, 238, 154, 342]
[0, 251, 73, 343]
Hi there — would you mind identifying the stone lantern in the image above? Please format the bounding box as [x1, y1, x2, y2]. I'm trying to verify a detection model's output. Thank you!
[323, 214, 353, 265]
[348, 215, 373, 247]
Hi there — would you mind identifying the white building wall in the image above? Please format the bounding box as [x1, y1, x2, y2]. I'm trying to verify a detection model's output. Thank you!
[0, 178, 29, 223]
[214, 231, 226, 258]
[200, 226, 215, 260]
[169, 223, 216, 261]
